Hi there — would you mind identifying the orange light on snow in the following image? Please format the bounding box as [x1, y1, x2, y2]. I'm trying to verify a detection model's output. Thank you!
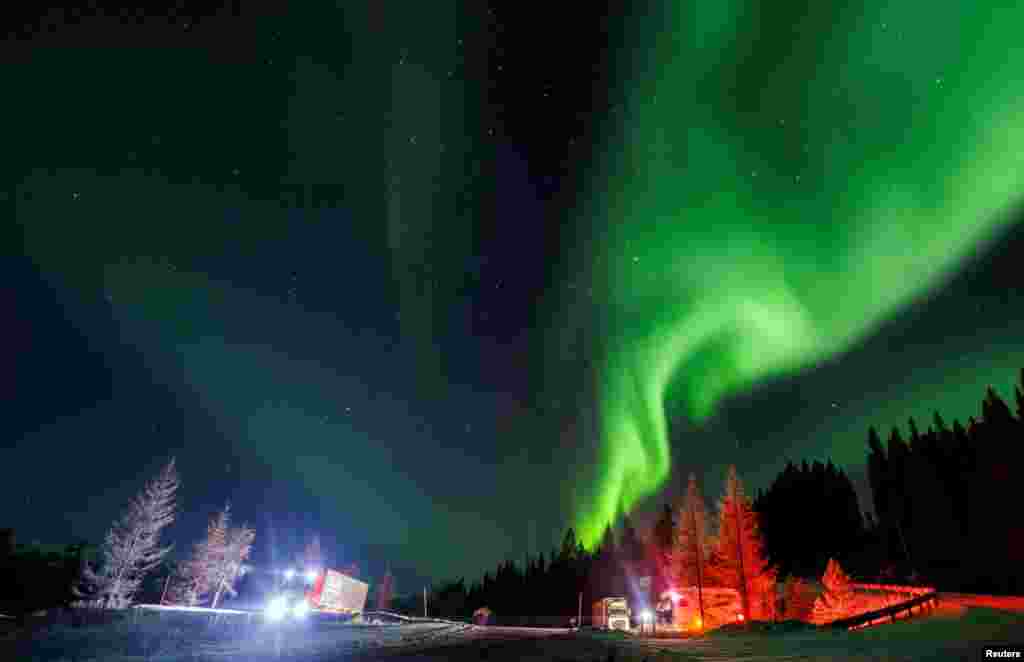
[692, 616, 703, 630]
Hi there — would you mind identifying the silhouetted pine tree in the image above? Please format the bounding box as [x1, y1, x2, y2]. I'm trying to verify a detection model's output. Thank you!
[645, 503, 673, 598]
[587, 525, 617, 603]
[754, 458, 864, 580]
[905, 430, 955, 581]
[1016, 369, 1024, 420]
[619, 515, 644, 565]
[968, 386, 1020, 592]
[884, 428, 914, 575]
[653, 504, 674, 557]
[861, 369, 1024, 593]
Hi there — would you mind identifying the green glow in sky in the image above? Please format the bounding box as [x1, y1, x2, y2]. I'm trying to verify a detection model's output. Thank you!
[575, 1, 1024, 547]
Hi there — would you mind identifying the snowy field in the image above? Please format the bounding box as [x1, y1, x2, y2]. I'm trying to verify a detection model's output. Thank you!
[3, 599, 1022, 661]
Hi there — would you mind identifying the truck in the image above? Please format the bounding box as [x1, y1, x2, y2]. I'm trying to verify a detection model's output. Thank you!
[265, 567, 368, 622]
[307, 568, 368, 615]
[592, 597, 631, 631]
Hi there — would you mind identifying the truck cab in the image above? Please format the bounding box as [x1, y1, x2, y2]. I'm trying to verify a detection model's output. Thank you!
[593, 597, 631, 631]
[264, 568, 318, 622]
[607, 599, 630, 631]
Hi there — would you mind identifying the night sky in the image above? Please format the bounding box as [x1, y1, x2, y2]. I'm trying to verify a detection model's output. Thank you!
[5, 2, 1024, 589]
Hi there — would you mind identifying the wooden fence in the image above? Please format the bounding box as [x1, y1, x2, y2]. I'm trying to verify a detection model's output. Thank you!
[826, 591, 940, 631]
[849, 583, 936, 596]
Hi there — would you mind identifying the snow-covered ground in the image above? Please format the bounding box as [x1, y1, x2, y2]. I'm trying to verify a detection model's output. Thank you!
[3, 600, 1022, 660]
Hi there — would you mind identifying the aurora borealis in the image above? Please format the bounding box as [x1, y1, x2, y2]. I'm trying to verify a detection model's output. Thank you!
[571, 1, 1024, 547]
[6, 1, 1024, 587]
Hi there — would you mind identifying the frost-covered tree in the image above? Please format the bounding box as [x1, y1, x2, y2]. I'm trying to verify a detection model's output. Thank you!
[210, 519, 255, 608]
[170, 505, 228, 606]
[78, 458, 179, 608]
[671, 473, 709, 626]
[179, 504, 253, 609]
[171, 503, 254, 608]
[165, 557, 204, 607]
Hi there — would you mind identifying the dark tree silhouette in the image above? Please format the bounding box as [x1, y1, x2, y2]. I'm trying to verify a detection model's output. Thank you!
[859, 369, 1024, 593]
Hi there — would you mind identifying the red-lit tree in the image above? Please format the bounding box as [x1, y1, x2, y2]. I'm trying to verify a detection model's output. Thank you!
[376, 567, 394, 611]
[810, 558, 855, 624]
[671, 473, 709, 626]
[707, 466, 775, 622]
[782, 576, 815, 621]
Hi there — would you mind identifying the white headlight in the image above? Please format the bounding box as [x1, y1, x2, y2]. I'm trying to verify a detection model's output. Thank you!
[283, 568, 296, 581]
[265, 595, 289, 621]
[304, 569, 318, 583]
[641, 609, 653, 622]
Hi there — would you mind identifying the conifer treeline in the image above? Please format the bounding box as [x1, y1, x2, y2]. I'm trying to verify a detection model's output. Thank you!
[396, 369, 1024, 623]
[863, 371, 1024, 594]
[391, 467, 773, 625]
[755, 369, 1024, 594]
[753, 460, 865, 579]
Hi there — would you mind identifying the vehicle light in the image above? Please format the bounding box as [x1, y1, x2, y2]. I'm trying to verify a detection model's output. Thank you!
[736, 613, 745, 622]
[266, 595, 289, 622]
[283, 568, 295, 581]
[304, 569, 318, 583]
[641, 609, 652, 623]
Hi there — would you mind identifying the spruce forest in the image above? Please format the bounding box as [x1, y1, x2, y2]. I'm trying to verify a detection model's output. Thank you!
[389, 369, 1024, 625]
